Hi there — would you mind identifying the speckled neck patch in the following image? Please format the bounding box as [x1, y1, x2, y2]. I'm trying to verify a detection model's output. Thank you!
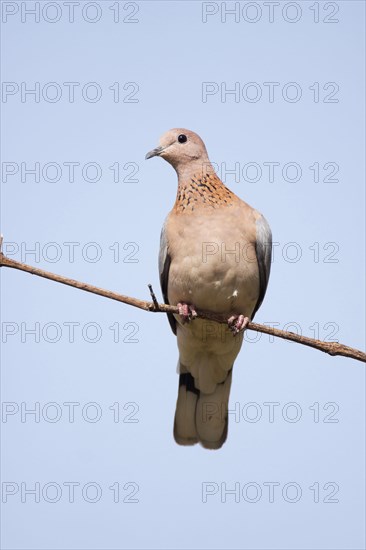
[174, 173, 237, 213]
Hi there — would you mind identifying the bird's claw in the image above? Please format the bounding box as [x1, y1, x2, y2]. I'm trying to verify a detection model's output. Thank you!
[177, 302, 197, 323]
[228, 315, 250, 336]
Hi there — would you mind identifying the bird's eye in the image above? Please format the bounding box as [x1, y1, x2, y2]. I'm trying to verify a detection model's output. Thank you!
[178, 134, 187, 144]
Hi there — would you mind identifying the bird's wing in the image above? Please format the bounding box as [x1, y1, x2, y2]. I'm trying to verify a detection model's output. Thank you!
[159, 220, 177, 334]
[251, 214, 272, 319]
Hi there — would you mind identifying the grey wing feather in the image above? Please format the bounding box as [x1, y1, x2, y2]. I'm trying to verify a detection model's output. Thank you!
[159, 221, 177, 334]
[252, 215, 272, 319]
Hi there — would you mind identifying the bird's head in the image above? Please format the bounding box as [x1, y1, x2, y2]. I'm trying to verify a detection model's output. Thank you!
[145, 129, 210, 173]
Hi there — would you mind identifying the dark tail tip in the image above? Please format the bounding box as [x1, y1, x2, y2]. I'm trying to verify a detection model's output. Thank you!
[179, 372, 200, 395]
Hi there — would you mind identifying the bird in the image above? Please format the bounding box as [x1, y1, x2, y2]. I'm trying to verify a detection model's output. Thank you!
[145, 129, 272, 449]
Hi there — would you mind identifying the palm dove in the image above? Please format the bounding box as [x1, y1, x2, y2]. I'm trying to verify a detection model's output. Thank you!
[146, 129, 272, 449]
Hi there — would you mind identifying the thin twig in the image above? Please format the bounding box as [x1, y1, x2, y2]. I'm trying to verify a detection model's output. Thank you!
[148, 284, 160, 311]
[1, 252, 365, 363]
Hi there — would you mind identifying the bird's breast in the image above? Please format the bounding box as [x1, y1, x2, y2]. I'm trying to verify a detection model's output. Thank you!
[166, 208, 259, 316]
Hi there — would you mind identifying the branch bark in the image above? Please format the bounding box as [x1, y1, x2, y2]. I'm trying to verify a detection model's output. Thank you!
[1, 252, 365, 363]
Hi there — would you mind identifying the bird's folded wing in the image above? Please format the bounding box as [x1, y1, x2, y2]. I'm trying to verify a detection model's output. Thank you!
[252, 215, 272, 319]
[159, 219, 177, 334]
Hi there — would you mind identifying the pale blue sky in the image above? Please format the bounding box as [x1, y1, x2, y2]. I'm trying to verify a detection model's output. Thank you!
[1, 1, 365, 549]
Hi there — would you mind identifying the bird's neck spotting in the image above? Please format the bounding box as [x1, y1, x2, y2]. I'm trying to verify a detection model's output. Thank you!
[174, 169, 238, 214]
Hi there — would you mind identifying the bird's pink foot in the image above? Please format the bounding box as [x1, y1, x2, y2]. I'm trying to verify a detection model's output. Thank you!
[228, 315, 250, 336]
[177, 302, 197, 323]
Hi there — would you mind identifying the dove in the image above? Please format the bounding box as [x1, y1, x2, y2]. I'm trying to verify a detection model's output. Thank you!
[146, 129, 272, 449]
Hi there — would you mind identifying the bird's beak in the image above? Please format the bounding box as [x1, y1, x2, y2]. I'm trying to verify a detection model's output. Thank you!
[145, 145, 165, 160]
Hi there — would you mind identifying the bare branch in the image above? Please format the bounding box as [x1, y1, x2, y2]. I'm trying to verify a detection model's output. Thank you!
[1, 252, 365, 363]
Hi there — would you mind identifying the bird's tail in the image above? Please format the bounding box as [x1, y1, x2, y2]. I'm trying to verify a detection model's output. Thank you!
[174, 370, 232, 450]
